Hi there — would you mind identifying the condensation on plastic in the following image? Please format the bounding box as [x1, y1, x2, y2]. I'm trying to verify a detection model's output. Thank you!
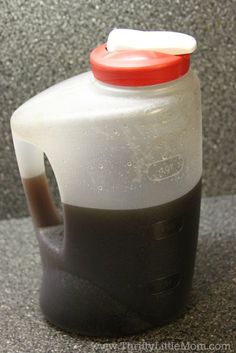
[11, 70, 202, 209]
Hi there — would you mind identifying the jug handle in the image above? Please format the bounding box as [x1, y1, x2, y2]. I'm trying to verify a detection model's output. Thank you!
[12, 135, 61, 228]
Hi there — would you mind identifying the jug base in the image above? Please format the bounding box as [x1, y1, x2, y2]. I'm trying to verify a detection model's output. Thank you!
[36, 179, 201, 337]
[39, 269, 189, 337]
[40, 302, 185, 338]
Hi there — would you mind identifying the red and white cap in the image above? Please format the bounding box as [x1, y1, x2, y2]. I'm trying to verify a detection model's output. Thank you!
[90, 29, 197, 86]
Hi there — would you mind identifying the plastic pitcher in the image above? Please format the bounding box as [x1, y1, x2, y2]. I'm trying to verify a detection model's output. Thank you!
[11, 29, 202, 336]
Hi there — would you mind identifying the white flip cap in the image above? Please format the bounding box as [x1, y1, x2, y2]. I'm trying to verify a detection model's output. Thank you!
[107, 29, 197, 55]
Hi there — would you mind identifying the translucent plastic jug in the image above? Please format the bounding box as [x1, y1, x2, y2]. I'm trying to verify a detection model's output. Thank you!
[11, 30, 202, 337]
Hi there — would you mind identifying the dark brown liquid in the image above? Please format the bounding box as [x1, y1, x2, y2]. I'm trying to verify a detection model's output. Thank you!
[22, 174, 201, 336]
[22, 174, 61, 228]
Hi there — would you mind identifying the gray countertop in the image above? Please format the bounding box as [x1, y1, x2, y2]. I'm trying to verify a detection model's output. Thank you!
[0, 195, 235, 353]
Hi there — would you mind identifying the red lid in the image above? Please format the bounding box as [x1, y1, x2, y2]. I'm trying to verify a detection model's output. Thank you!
[90, 44, 190, 87]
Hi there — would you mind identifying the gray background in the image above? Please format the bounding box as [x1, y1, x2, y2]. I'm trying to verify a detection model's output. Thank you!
[0, 0, 235, 220]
